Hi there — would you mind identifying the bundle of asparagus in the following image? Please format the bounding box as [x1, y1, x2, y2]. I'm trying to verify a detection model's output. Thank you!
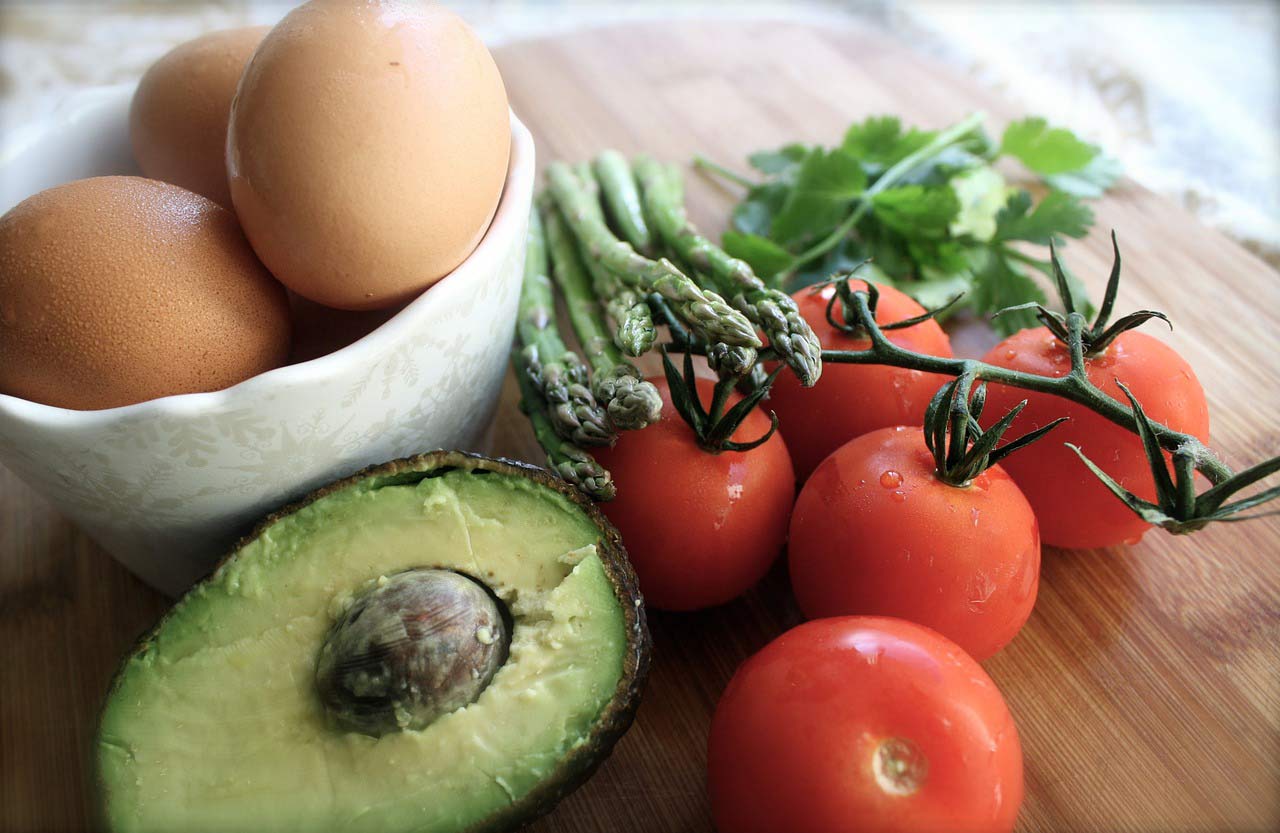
[513, 153, 823, 500]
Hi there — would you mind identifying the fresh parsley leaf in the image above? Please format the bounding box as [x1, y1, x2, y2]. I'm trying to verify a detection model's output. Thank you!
[995, 189, 1093, 244]
[904, 267, 973, 315]
[870, 185, 959, 238]
[789, 236, 886, 293]
[843, 116, 937, 172]
[1044, 153, 1122, 198]
[949, 168, 1010, 242]
[1000, 117, 1098, 175]
[967, 250, 1048, 335]
[711, 111, 1115, 321]
[908, 238, 972, 276]
[747, 143, 809, 177]
[730, 182, 789, 237]
[853, 222, 916, 282]
[769, 148, 866, 245]
[722, 230, 795, 278]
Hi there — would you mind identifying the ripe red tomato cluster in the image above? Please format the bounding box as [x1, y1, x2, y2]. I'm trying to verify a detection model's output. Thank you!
[595, 279, 1208, 833]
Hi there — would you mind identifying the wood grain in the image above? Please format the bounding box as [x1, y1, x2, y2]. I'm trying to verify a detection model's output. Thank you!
[3, 20, 1278, 833]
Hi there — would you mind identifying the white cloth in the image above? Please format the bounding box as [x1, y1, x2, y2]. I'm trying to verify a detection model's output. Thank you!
[2, 0, 1275, 268]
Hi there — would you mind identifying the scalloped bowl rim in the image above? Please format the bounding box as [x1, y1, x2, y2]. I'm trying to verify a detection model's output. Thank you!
[0, 86, 534, 431]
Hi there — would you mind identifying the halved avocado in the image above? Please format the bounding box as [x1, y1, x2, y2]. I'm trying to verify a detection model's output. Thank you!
[97, 451, 650, 833]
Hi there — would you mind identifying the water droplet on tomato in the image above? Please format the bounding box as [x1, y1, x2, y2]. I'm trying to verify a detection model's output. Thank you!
[891, 490, 907, 503]
[1003, 348, 1017, 360]
[880, 470, 903, 488]
[973, 473, 991, 490]
[970, 507, 981, 527]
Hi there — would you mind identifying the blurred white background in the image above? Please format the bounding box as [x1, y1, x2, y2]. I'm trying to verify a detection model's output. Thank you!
[2, 0, 1276, 267]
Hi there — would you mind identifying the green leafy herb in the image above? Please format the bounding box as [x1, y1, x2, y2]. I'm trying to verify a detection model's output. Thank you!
[770, 148, 867, 245]
[969, 250, 1047, 333]
[722, 230, 794, 277]
[871, 185, 959, 237]
[1042, 154, 1122, 199]
[1000, 116, 1098, 175]
[841, 116, 937, 172]
[995, 190, 1093, 245]
[695, 112, 1119, 334]
[746, 143, 809, 176]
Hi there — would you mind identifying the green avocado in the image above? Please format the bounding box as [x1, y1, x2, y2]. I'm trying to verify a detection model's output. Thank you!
[96, 451, 650, 833]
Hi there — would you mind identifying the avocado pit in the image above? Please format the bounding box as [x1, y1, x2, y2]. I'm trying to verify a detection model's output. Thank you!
[315, 568, 510, 736]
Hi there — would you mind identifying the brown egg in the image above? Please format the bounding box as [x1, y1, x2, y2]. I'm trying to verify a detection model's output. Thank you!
[0, 176, 291, 410]
[228, 0, 511, 310]
[130, 26, 270, 207]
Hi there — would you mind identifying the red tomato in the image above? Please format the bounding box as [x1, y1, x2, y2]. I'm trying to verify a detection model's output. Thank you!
[981, 328, 1210, 549]
[591, 376, 794, 611]
[708, 616, 1024, 833]
[772, 281, 954, 481]
[788, 426, 1039, 661]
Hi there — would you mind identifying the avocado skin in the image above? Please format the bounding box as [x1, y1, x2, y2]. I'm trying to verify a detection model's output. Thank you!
[95, 450, 652, 833]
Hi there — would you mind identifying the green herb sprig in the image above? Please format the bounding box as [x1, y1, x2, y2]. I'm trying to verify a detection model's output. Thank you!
[695, 113, 1120, 334]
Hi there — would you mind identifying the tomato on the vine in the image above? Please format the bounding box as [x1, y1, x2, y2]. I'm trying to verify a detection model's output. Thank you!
[771, 280, 954, 481]
[981, 328, 1210, 549]
[708, 616, 1024, 833]
[788, 425, 1039, 661]
[591, 375, 794, 611]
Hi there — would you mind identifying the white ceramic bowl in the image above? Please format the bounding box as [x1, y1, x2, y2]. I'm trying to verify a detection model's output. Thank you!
[0, 84, 533, 595]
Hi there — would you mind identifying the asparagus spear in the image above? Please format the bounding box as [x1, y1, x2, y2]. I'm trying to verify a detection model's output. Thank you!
[593, 150, 654, 255]
[518, 210, 613, 447]
[541, 200, 663, 431]
[649, 294, 767, 388]
[633, 154, 823, 387]
[546, 161, 761, 350]
[557, 178, 657, 357]
[512, 349, 616, 501]
[578, 161, 757, 379]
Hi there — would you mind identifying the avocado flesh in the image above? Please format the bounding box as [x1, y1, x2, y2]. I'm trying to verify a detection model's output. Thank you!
[98, 463, 633, 833]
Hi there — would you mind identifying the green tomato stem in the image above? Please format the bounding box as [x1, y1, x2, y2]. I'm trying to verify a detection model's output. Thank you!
[821, 289, 1234, 485]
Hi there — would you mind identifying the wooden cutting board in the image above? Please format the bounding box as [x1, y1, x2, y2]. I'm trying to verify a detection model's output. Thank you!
[2, 20, 1278, 833]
